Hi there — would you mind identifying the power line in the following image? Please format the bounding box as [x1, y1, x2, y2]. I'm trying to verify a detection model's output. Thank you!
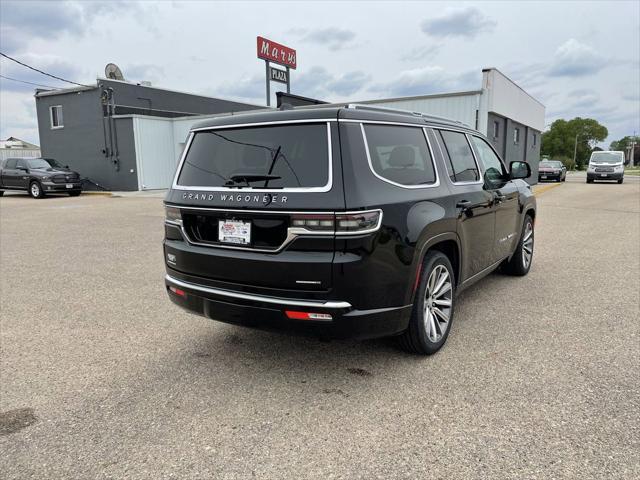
[0, 52, 91, 87]
[0, 74, 61, 89]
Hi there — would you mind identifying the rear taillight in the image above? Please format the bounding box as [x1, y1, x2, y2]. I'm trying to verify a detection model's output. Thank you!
[290, 210, 381, 234]
[290, 214, 335, 232]
[335, 210, 381, 234]
[165, 206, 182, 224]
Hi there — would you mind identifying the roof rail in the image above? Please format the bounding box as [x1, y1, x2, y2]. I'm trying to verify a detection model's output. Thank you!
[345, 103, 470, 128]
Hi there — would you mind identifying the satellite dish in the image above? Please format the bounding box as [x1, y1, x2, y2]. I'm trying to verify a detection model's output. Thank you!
[104, 63, 124, 81]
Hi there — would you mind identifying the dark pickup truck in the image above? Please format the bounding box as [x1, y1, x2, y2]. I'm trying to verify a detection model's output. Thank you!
[0, 157, 82, 198]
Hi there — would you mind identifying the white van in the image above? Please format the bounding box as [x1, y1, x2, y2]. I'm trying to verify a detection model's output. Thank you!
[586, 151, 625, 184]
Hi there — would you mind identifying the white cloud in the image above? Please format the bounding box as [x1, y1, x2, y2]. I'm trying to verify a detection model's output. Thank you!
[548, 39, 606, 77]
[420, 7, 496, 39]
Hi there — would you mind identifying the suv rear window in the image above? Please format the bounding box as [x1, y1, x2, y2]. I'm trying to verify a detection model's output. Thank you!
[363, 124, 436, 186]
[177, 123, 329, 189]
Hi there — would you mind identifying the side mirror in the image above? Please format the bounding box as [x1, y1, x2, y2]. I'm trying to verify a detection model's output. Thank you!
[510, 161, 531, 180]
[16, 166, 28, 172]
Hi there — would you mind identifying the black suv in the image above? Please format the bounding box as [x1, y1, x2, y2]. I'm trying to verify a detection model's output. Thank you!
[163, 105, 536, 354]
[0, 157, 82, 198]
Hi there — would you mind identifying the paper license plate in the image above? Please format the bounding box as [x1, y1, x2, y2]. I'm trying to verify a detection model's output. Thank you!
[218, 220, 251, 245]
[66, 183, 74, 188]
[600, 174, 608, 177]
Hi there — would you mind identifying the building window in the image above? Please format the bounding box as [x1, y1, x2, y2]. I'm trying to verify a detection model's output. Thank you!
[513, 128, 520, 145]
[50, 105, 63, 129]
[493, 121, 499, 140]
[532, 133, 537, 147]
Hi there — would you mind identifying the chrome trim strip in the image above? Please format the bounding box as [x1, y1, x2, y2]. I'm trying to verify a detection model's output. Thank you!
[190, 118, 337, 132]
[165, 274, 352, 309]
[461, 257, 506, 286]
[432, 128, 484, 186]
[172, 121, 334, 193]
[164, 208, 383, 252]
[359, 123, 440, 190]
[340, 118, 476, 133]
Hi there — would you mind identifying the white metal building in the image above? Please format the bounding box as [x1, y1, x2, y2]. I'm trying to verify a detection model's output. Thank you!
[0, 137, 41, 161]
[361, 68, 545, 170]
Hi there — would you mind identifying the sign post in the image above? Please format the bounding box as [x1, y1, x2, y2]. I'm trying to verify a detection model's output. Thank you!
[257, 36, 296, 106]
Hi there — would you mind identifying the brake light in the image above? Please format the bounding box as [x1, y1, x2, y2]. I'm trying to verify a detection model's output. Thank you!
[285, 311, 332, 321]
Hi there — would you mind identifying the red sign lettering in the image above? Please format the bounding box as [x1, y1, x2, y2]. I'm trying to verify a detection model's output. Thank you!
[257, 36, 297, 69]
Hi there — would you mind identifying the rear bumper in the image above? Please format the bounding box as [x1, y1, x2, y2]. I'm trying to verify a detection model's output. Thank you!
[165, 274, 411, 340]
[587, 172, 623, 180]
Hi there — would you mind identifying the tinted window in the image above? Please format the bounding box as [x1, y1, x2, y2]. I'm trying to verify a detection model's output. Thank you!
[16, 159, 28, 169]
[177, 124, 329, 189]
[438, 130, 480, 183]
[5, 158, 17, 169]
[363, 125, 436, 186]
[470, 135, 505, 184]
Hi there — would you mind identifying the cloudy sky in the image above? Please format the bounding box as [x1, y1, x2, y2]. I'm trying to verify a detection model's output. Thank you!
[1, 0, 638, 145]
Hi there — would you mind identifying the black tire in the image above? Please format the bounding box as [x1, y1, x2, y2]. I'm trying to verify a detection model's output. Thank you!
[618, 178, 623, 184]
[68, 191, 81, 197]
[586, 178, 593, 184]
[503, 215, 534, 276]
[0, 190, 4, 196]
[398, 251, 455, 355]
[29, 181, 45, 199]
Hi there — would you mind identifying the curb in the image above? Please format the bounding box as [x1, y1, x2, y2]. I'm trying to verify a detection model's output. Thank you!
[80, 191, 113, 197]
[532, 183, 562, 196]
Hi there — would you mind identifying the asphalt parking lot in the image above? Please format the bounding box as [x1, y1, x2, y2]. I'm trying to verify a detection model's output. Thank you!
[1, 176, 639, 479]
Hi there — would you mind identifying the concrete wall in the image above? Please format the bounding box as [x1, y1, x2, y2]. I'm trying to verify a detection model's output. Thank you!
[36, 87, 139, 190]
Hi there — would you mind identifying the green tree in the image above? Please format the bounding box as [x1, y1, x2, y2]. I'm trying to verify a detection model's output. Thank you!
[610, 135, 639, 152]
[541, 118, 608, 169]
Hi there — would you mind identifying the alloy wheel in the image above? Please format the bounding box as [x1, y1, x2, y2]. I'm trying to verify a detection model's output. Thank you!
[522, 222, 534, 268]
[423, 265, 452, 342]
[31, 183, 40, 197]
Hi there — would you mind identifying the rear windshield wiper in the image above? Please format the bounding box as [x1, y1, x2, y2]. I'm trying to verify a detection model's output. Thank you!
[225, 174, 282, 187]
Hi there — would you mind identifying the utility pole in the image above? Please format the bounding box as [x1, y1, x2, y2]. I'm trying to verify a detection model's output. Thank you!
[572, 133, 581, 170]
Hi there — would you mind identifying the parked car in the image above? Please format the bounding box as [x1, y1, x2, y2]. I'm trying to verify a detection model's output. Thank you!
[162, 105, 536, 355]
[587, 151, 625, 184]
[538, 160, 566, 182]
[0, 157, 82, 198]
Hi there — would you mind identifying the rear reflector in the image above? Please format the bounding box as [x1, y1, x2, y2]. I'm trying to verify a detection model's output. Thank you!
[285, 310, 333, 321]
[169, 286, 186, 297]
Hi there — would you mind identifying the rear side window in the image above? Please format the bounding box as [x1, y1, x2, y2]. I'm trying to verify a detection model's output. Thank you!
[438, 130, 480, 183]
[177, 123, 329, 189]
[362, 124, 436, 187]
